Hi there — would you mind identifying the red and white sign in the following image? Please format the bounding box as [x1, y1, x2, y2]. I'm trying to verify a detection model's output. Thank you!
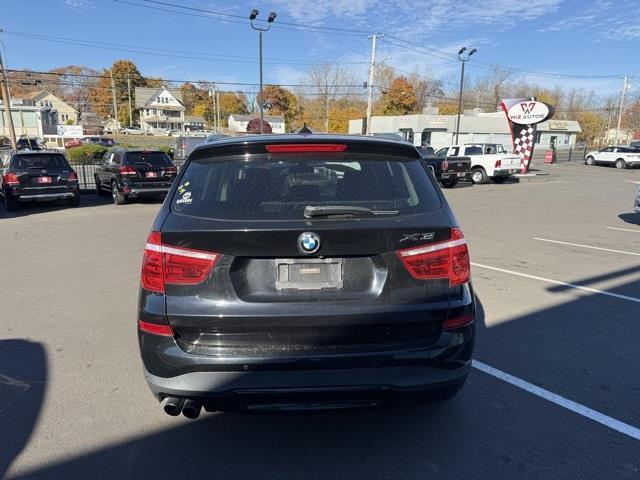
[506, 101, 550, 125]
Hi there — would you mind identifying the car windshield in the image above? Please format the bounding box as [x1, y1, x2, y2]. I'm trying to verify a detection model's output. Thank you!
[125, 151, 172, 167]
[12, 153, 69, 170]
[172, 151, 441, 220]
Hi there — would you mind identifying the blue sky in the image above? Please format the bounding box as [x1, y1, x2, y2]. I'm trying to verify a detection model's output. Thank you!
[1, 0, 638, 97]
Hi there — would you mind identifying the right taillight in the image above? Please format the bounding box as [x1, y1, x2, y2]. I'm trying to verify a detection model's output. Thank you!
[141, 231, 219, 294]
[119, 166, 137, 176]
[2, 172, 20, 185]
[397, 227, 470, 286]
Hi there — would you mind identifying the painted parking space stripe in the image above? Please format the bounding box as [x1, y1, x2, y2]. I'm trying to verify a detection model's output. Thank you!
[623, 180, 640, 185]
[472, 360, 640, 441]
[606, 227, 640, 233]
[533, 238, 640, 257]
[471, 262, 640, 304]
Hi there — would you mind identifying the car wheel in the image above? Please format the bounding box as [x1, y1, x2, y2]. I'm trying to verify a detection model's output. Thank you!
[441, 178, 458, 188]
[112, 182, 127, 205]
[67, 195, 80, 207]
[492, 176, 507, 184]
[3, 192, 19, 212]
[471, 167, 488, 184]
[585, 156, 595, 166]
[615, 159, 627, 169]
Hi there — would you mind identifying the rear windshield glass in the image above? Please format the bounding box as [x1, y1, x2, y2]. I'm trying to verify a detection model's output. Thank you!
[11, 154, 69, 170]
[171, 152, 441, 220]
[464, 146, 484, 155]
[125, 151, 172, 167]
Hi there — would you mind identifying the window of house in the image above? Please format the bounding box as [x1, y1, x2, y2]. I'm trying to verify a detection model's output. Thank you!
[535, 131, 542, 144]
[564, 134, 570, 144]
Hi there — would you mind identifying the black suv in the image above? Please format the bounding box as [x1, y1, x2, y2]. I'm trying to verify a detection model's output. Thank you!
[0, 150, 80, 211]
[138, 135, 475, 418]
[94, 148, 177, 204]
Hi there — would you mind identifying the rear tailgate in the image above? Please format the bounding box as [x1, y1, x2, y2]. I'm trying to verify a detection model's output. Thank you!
[125, 151, 176, 184]
[10, 153, 76, 192]
[156, 142, 457, 359]
[442, 156, 471, 175]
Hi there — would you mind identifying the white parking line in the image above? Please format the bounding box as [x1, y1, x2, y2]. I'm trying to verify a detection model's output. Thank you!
[471, 262, 640, 304]
[623, 180, 640, 185]
[606, 227, 640, 233]
[533, 237, 640, 257]
[472, 360, 640, 441]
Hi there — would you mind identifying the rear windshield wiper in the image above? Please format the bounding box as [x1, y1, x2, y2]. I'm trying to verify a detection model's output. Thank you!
[304, 205, 398, 218]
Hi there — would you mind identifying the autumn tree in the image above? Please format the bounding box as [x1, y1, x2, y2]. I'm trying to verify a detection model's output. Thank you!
[406, 72, 444, 112]
[259, 85, 300, 128]
[381, 76, 418, 115]
[575, 111, 605, 144]
[246, 117, 272, 133]
[88, 60, 152, 125]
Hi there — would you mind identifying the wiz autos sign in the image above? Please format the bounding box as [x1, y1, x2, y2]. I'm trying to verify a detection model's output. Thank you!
[500, 98, 554, 173]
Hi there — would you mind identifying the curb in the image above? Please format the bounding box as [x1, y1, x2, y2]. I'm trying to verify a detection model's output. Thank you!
[514, 171, 551, 182]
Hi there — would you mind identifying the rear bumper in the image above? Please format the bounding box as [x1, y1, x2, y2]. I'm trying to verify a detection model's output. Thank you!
[12, 191, 78, 202]
[493, 168, 519, 177]
[441, 171, 472, 181]
[127, 187, 171, 196]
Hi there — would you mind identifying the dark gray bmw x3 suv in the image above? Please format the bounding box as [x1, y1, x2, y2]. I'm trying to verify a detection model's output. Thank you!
[137, 134, 475, 418]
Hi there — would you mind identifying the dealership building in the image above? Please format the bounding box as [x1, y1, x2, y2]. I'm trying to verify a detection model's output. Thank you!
[348, 110, 582, 149]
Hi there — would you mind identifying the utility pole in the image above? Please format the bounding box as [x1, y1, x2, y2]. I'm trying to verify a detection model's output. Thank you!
[614, 75, 629, 146]
[110, 70, 119, 133]
[0, 49, 17, 149]
[216, 88, 220, 133]
[365, 33, 381, 135]
[209, 86, 217, 133]
[605, 106, 613, 146]
[127, 74, 133, 127]
[325, 81, 329, 133]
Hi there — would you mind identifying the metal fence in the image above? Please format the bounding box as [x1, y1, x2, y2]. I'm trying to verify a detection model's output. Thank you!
[531, 145, 589, 165]
[70, 160, 187, 191]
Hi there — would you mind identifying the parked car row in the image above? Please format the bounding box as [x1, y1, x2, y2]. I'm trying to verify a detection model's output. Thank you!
[584, 146, 640, 169]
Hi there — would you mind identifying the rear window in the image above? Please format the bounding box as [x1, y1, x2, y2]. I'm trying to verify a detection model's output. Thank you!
[172, 152, 441, 220]
[124, 151, 172, 167]
[11, 154, 69, 170]
[464, 146, 484, 155]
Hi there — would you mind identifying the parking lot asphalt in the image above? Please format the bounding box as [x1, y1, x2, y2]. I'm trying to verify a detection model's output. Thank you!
[1, 162, 640, 479]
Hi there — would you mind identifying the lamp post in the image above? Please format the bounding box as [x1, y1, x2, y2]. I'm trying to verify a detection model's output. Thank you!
[454, 47, 476, 145]
[249, 9, 277, 134]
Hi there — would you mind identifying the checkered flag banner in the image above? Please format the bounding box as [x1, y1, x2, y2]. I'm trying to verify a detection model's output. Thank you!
[500, 98, 555, 173]
[513, 126, 536, 173]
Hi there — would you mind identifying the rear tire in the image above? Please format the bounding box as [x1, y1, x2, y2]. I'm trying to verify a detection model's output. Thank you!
[112, 182, 127, 205]
[585, 156, 595, 166]
[492, 176, 507, 184]
[471, 167, 488, 184]
[67, 195, 80, 207]
[615, 159, 627, 169]
[441, 178, 458, 188]
[3, 192, 19, 212]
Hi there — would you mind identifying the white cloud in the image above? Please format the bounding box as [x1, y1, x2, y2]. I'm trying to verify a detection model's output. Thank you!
[61, 0, 96, 9]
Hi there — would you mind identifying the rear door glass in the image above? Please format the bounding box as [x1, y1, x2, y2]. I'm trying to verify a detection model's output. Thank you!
[172, 152, 441, 220]
[11, 154, 69, 170]
[125, 152, 172, 167]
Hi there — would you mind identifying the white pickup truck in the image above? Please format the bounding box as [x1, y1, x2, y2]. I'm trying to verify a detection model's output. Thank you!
[435, 143, 521, 184]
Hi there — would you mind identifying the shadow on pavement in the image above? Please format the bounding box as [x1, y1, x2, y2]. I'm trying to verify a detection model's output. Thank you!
[7, 268, 640, 479]
[0, 340, 47, 479]
[0, 194, 111, 219]
[618, 212, 640, 226]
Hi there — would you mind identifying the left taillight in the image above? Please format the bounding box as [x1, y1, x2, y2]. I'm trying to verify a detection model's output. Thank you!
[396, 227, 471, 286]
[495, 159, 502, 168]
[141, 231, 219, 294]
[2, 172, 20, 186]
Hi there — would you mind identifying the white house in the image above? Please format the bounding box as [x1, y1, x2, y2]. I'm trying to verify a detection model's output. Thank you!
[228, 114, 285, 134]
[21, 90, 79, 124]
[0, 99, 58, 138]
[349, 110, 582, 149]
[136, 86, 185, 133]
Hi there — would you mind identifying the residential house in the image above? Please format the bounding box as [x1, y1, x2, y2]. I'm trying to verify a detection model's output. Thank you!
[136, 86, 185, 133]
[348, 110, 582, 149]
[228, 114, 285, 134]
[21, 90, 79, 124]
[184, 115, 207, 131]
[0, 99, 58, 138]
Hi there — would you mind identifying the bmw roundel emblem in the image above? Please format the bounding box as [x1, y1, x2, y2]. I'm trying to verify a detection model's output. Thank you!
[298, 232, 321, 255]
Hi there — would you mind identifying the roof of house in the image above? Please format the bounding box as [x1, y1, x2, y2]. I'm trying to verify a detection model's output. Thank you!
[134, 86, 184, 108]
[229, 114, 284, 123]
[17, 90, 78, 113]
[185, 115, 206, 123]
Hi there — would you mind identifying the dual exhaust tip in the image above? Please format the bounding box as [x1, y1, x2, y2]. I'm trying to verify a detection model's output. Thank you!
[164, 397, 202, 419]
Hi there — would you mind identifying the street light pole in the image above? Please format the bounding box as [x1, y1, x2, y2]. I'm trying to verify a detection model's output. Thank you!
[250, 9, 276, 134]
[454, 47, 476, 145]
[365, 33, 382, 136]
